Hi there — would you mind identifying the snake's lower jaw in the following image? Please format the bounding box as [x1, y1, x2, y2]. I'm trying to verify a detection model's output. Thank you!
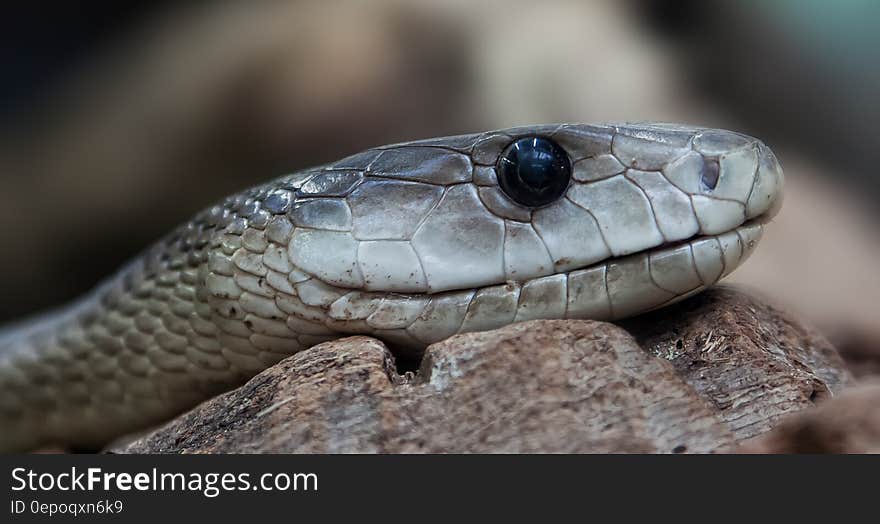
[578, 220, 765, 321]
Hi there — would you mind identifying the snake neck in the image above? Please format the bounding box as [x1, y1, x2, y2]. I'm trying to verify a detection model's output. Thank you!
[0, 252, 237, 451]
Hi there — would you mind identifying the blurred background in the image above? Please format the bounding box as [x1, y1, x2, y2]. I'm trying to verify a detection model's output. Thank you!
[1, 0, 877, 358]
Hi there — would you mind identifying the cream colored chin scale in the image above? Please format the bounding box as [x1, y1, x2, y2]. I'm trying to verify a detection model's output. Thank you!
[0, 122, 783, 451]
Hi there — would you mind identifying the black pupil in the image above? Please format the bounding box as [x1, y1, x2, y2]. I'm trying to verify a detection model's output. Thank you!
[497, 137, 571, 208]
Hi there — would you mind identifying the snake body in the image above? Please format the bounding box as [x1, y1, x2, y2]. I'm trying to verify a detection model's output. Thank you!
[0, 123, 783, 451]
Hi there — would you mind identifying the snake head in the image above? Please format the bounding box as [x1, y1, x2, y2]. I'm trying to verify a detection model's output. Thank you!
[191, 121, 784, 359]
[262, 123, 782, 298]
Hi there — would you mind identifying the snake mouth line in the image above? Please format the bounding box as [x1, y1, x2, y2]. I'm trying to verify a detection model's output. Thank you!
[632, 214, 772, 263]
[445, 214, 772, 298]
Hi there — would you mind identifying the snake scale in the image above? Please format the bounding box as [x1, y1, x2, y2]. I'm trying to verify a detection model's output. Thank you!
[0, 123, 783, 451]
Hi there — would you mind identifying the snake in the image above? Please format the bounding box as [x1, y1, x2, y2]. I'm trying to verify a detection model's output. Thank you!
[0, 123, 783, 452]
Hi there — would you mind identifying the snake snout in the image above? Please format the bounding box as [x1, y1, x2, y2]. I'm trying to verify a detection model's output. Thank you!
[746, 141, 784, 221]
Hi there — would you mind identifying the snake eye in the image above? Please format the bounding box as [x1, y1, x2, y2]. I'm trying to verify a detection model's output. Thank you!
[497, 137, 572, 208]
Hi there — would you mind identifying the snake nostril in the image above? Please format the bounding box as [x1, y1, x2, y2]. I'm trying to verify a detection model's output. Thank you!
[700, 157, 720, 190]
